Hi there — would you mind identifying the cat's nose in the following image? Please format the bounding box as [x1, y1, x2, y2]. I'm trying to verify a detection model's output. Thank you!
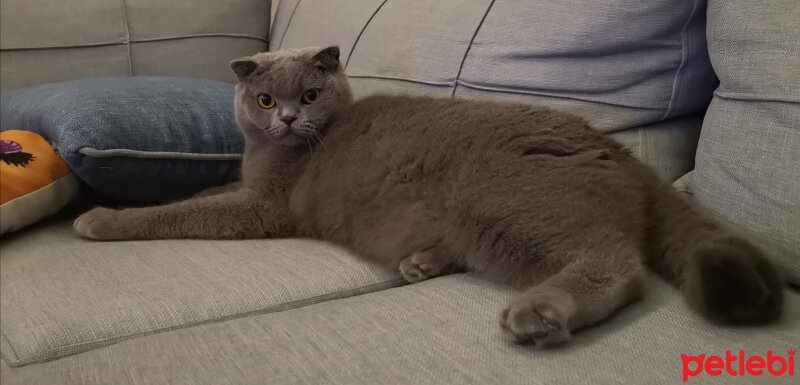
[281, 115, 297, 125]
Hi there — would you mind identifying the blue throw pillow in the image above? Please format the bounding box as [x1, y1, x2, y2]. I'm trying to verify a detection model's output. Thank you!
[0, 77, 243, 203]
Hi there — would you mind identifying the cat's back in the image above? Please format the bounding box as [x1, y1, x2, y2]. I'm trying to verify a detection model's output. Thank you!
[341, 94, 566, 134]
[330, 94, 615, 155]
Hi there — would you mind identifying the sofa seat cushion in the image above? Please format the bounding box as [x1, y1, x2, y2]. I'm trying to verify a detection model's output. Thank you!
[0, 210, 403, 367]
[2, 275, 798, 385]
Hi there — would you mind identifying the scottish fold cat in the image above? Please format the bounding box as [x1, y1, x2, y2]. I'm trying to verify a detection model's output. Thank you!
[75, 46, 783, 346]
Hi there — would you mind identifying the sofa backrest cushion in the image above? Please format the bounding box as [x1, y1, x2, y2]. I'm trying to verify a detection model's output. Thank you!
[0, 0, 272, 91]
[271, 0, 716, 133]
[270, 0, 716, 182]
[692, 0, 800, 283]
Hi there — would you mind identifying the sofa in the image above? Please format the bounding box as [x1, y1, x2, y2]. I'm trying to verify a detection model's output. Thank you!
[1, 1, 798, 384]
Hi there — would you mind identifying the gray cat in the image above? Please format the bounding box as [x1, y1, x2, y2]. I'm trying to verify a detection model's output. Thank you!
[74, 46, 783, 347]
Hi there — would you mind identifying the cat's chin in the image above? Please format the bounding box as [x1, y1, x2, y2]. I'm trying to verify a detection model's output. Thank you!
[271, 134, 309, 148]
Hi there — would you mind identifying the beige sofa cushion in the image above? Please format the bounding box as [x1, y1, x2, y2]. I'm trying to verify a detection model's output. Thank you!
[692, 0, 800, 283]
[3, 275, 798, 385]
[0, 0, 271, 91]
[271, 0, 714, 182]
[0, 212, 403, 367]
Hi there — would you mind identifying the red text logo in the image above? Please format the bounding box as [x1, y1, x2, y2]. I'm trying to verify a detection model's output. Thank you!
[681, 349, 796, 382]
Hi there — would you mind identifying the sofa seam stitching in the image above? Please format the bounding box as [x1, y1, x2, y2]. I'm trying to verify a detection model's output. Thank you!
[660, 0, 700, 120]
[713, 90, 800, 103]
[451, 0, 496, 97]
[350, 73, 666, 110]
[637, 123, 645, 163]
[455, 79, 665, 110]
[119, 0, 133, 76]
[278, 0, 303, 50]
[266, 3, 271, 44]
[6, 277, 407, 367]
[135, 33, 270, 44]
[1, 330, 21, 362]
[344, 0, 389, 69]
[0, 34, 270, 51]
[349, 74, 452, 87]
[76, 147, 243, 160]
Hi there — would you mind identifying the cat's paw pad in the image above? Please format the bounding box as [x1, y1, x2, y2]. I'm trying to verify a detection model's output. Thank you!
[500, 300, 571, 347]
[74, 208, 127, 240]
[399, 257, 435, 283]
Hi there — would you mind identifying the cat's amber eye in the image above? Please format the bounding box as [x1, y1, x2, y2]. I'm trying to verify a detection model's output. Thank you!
[301, 88, 320, 105]
[256, 94, 276, 109]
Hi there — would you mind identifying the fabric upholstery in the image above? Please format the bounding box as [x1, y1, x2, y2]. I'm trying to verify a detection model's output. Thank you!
[2, 275, 798, 384]
[0, 0, 272, 91]
[456, 0, 715, 124]
[271, 0, 716, 130]
[0, 77, 244, 203]
[0, 130, 78, 234]
[271, 0, 716, 181]
[0, 213, 403, 366]
[692, 0, 800, 283]
[2, 1, 797, 383]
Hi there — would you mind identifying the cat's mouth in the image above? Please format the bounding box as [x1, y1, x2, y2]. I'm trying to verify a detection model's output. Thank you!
[264, 123, 320, 148]
[273, 132, 307, 147]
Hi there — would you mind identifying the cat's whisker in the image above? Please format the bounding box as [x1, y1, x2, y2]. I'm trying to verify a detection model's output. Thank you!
[312, 132, 327, 152]
[266, 124, 283, 136]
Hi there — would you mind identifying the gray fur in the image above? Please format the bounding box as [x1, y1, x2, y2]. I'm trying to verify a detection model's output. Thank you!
[74, 46, 784, 347]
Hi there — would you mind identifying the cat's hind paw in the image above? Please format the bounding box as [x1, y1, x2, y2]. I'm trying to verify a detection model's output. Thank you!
[399, 258, 434, 283]
[500, 295, 572, 347]
[398, 249, 444, 283]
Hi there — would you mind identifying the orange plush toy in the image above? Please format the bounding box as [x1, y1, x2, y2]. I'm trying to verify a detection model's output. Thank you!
[0, 130, 78, 234]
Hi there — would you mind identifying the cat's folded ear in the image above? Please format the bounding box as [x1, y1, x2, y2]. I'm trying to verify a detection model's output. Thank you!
[230, 57, 258, 82]
[312, 46, 341, 72]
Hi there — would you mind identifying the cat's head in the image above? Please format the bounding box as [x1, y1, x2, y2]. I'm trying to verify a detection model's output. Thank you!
[230, 46, 353, 147]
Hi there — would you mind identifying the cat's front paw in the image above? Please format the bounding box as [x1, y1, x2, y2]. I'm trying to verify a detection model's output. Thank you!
[74, 208, 133, 241]
[500, 295, 572, 347]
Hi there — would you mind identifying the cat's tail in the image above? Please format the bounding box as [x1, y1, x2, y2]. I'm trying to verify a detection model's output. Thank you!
[640, 169, 783, 324]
